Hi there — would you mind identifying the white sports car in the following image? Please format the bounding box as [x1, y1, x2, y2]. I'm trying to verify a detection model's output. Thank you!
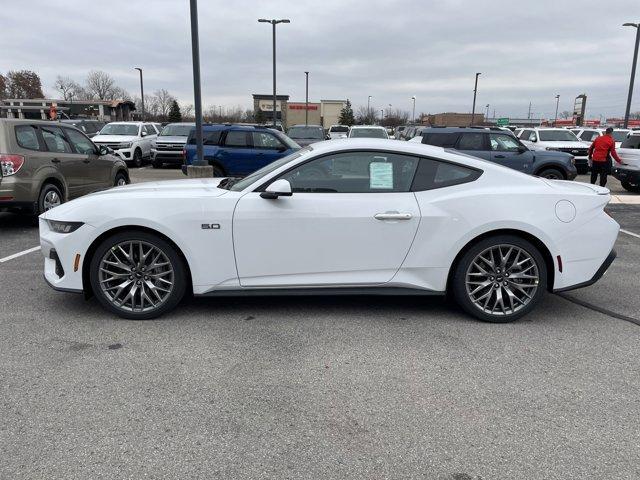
[39, 139, 619, 322]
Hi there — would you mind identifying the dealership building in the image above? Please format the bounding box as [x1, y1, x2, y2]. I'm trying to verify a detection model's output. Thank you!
[252, 94, 346, 130]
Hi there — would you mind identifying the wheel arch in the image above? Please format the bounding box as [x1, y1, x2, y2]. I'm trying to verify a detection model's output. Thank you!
[446, 228, 555, 293]
[533, 163, 568, 179]
[81, 225, 193, 299]
[38, 176, 67, 202]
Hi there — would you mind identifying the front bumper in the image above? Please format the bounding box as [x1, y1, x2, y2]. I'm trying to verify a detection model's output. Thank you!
[152, 150, 184, 164]
[612, 166, 640, 185]
[554, 249, 616, 293]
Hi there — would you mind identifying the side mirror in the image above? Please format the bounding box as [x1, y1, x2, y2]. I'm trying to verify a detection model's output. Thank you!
[98, 145, 112, 156]
[260, 179, 292, 199]
[530, 136, 537, 142]
[141, 131, 147, 137]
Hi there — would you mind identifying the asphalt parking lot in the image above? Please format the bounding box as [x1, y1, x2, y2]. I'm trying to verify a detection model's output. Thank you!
[1, 167, 639, 479]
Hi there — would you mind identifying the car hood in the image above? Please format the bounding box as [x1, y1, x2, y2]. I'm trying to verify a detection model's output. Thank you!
[42, 178, 228, 221]
[530, 149, 573, 159]
[156, 135, 188, 144]
[92, 134, 139, 143]
[617, 148, 640, 169]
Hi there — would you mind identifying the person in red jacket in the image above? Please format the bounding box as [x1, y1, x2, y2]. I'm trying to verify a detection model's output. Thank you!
[588, 127, 622, 187]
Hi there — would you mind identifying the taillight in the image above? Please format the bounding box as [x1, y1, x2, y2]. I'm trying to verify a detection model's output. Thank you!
[0, 154, 25, 176]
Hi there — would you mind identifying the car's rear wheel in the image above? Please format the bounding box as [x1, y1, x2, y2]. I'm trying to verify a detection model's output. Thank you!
[38, 183, 63, 215]
[621, 180, 640, 193]
[89, 231, 187, 320]
[537, 168, 565, 180]
[452, 235, 547, 323]
[211, 163, 225, 177]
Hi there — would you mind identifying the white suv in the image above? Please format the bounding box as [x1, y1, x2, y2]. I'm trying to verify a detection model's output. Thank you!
[327, 125, 350, 139]
[516, 127, 590, 174]
[92, 122, 159, 168]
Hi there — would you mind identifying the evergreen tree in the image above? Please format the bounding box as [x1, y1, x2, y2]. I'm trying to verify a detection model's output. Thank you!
[338, 99, 355, 126]
[168, 99, 182, 122]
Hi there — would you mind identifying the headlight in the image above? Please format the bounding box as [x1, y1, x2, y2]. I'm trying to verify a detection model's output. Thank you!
[570, 156, 575, 165]
[118, 142, 133, 149]
[47, 220, 84, 234]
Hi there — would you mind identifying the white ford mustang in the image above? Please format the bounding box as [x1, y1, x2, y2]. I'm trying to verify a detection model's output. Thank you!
[39, 139, 619, 322]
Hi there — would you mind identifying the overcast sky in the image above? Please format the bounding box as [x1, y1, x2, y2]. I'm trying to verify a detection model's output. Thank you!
[2, 0, 639, 120]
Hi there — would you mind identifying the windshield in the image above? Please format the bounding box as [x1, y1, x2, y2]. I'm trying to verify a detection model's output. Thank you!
[538, 130, 579, 142]
[612, 130, 630, 142]
[329, 126, 349, 133]
[287, 126, 324, 139]
[99, 124, 139, 136]
[228, 148, 310, 191]
[350, 128, 388, 138]
[160, 124, 194, 136]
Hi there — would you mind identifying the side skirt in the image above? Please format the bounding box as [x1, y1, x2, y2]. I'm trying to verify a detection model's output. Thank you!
[196, 286, 445, 297]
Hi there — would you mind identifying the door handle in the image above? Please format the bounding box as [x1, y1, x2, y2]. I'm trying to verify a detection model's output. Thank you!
[51, 158, 60, 164]
[374, 212, 412, 221]
[494, 154, 506, 158]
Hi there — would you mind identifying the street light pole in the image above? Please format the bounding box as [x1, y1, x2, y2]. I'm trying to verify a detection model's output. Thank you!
[380, 109, 384, 125]
[623, 22, 640, 129]
[554, 94, 560, 126]
[134, 67, 145, 121]
[471, 72, 481, 125]
[305, 71, 309, 126]
[368, 95, 372, 123]
[188, 0, 206, 168]
[259, 18, 290, 128]
[411, 96, 416, 123]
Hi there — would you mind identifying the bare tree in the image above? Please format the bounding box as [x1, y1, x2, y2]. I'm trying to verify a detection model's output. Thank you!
[560, 110, 571, 120]
[181, 103, 194, 119]
[154, 89, 175, 120]
[355, 105, 378, 125]
[110, 86, 131, 101]
[53, 75, 83, 100]
[0, 74, 6, 99]
[85, 70, 115, 100]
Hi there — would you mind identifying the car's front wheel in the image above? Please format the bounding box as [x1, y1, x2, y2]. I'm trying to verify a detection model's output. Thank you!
[131, 148, 143, 168]
[621, 180, 640, 193]
[452, 235, 547, 323]
[537, 167, 565, 180]
[89, 231, 187, 319]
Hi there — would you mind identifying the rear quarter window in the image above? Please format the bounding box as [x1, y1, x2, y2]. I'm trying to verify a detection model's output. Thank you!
[621, 136, 640, 149]
[411, 158, 482, 191]
[421, 132, 460, 148]
[15, 125, 41, 150]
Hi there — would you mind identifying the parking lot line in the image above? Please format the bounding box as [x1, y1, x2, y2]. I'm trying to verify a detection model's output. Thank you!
[621, 229, 640, 240]
[0, 246, 41, 263]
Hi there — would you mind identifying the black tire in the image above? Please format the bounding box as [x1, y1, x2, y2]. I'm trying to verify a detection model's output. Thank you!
[211, 164, 226, 177]
[37, 183, 63, 215]
[152, 159, 163, 169]
[451, 235, 547, 323]
[621, 180, 640, 193]
[537, 168, 565, 180]
[89, 230, 187, 320]
[132, 148, 143, 168]
[114, 171, 128, 187]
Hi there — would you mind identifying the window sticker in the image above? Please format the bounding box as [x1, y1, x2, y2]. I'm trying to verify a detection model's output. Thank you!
[369, 162, 393, 189]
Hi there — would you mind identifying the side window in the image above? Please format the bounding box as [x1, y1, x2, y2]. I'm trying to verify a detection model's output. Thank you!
[41, 126, 73, 153]
[279, 151, 419, 193]
[621, 135, 640, 149]
[65, 127, 96, 155]
[252, 131, 283, 149]
[224, 131, 249, 147]
[144, 124, 156, 135]
[15, 125, 41, 150]
[518, 129, 530, 139]
[490, 133, 521, 152]
[421, 133, 459, 148]
[142, 125, 151, 136]
[457, 133, 485, 151]
[411, 158, 482, 191]
[203, 130, 221, 145]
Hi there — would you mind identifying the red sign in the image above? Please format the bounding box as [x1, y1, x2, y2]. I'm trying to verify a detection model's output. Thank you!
[288, 103, 318, 110]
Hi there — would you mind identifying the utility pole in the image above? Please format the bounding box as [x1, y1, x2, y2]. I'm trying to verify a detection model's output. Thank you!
[411, 96, 416, 123]
[134, 67, 145, 121]
[368, 95, 372, 123]
[471, 72, 481, 125]
[485, 104, 489, 122]
[188, 0, 208, 173]
[527, 101, 532, 119]
[623, 22, 640, 128]
[259, 18, 290, 128]
[554, 94, 560, 126]
[305, 71, 309, 126]
[380, 109, 384, 125]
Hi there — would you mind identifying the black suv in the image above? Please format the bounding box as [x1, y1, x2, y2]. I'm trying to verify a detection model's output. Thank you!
[415, 127, 577, 180]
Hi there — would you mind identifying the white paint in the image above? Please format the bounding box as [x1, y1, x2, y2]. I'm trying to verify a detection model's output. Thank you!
[621, 229, 640, 239]
[0, 246, 41, 263]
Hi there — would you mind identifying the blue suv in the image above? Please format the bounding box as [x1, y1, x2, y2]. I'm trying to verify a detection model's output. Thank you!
[182, 124, 300, 177]
[416, 127, 577, 180]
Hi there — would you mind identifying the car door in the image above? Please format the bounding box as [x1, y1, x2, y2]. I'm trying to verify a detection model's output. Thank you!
[250, 131, 288, 170]
[232, 150, 421, 287]
[455, 132, 491, 160]
[39, 125, 87, 198]
[489, 133, 534, 173]
[216, 130, 257, 175]
[142, 124, 156, 156]
[63, 126, 112, 190]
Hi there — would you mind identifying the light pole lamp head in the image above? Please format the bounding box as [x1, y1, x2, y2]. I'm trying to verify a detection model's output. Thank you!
[623, 22, 639, 28]
[412, 96, 416, 100]
[258, 19, 271, 23]
[134, 67, 142, 73]
[276, 19, 291, 24]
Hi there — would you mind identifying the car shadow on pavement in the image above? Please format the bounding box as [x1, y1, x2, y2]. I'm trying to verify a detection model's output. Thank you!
[0, 212, 38, 229]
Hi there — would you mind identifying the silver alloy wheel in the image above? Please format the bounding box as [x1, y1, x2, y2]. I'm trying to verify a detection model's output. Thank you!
[465, 244, 539, 316]
[43, 190, 61, 211]
[98, 240, 174, 313]
[116, 177, 127, 186]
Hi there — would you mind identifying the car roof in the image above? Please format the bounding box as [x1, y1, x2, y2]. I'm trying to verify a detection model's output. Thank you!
[350, 125, 385, 129]
[199, 123, 281, 131]
[289, 124, 323, 128]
